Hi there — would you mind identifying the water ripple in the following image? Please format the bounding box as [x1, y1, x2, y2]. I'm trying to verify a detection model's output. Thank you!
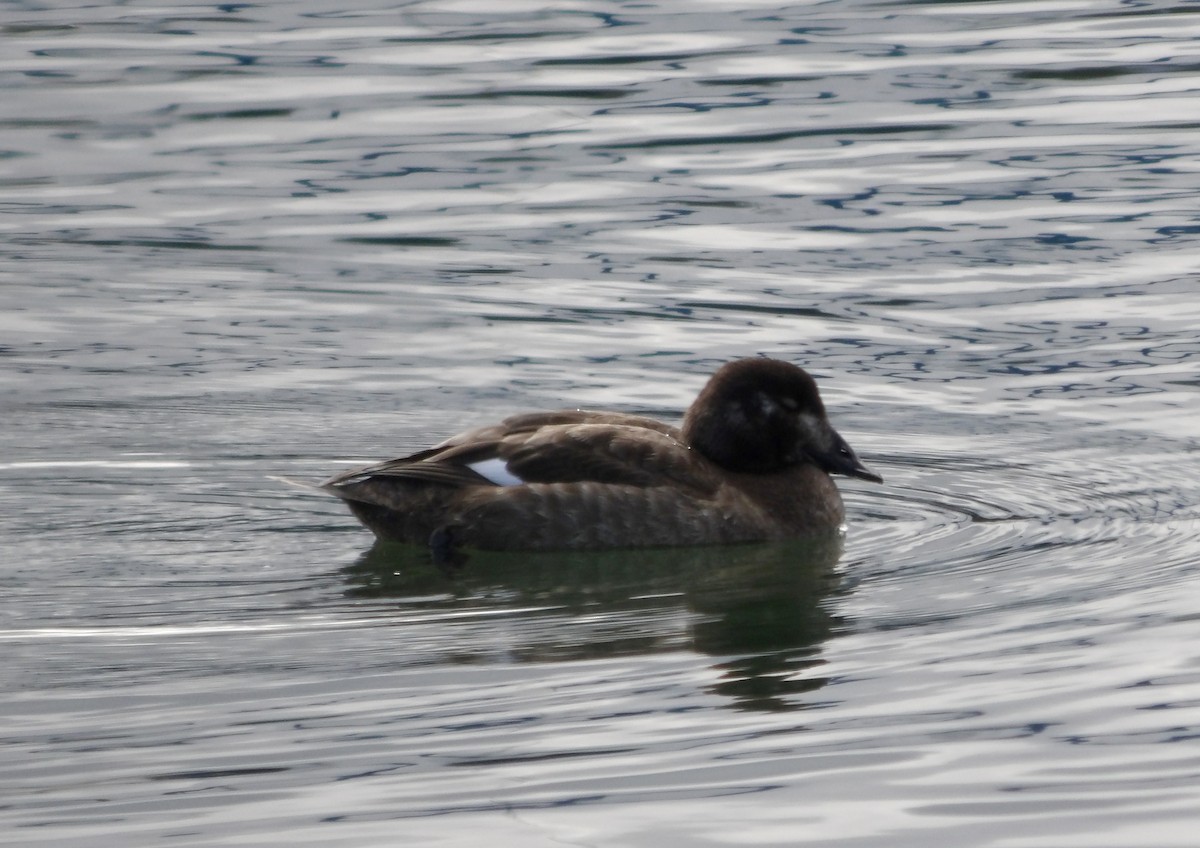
[5, 0, 1200, 844]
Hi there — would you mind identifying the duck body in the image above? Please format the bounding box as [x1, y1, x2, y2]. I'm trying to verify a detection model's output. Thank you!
[321, 359, 881, 551]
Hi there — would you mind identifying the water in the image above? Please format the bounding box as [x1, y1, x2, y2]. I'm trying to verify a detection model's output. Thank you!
[3, 0, 1200, 844]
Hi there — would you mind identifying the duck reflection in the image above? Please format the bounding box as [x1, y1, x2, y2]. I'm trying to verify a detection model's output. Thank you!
[341, 535, 845, 712]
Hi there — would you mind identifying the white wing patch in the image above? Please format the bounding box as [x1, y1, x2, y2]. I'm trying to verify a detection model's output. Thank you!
[467, 457, 525, 487]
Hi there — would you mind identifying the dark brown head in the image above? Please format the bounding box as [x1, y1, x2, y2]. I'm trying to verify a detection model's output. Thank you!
[681, 358, 882, 482]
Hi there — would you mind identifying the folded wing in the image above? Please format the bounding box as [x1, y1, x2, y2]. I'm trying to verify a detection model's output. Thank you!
[322, 410, 716, 496]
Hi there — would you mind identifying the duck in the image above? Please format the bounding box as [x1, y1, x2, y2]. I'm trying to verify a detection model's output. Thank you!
[321, 357, 882, 552]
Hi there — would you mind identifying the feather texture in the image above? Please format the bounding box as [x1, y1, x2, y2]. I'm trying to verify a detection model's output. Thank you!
[320, 359, 881, 550]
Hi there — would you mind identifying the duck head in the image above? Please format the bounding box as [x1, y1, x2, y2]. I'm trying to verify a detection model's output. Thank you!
[682, 358, 883, 482]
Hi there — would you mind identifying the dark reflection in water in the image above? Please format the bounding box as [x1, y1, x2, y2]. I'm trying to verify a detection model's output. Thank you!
[343, 536, 844, 712]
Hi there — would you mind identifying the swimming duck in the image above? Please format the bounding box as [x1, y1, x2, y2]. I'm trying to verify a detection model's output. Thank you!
[322, 358, 882, 551]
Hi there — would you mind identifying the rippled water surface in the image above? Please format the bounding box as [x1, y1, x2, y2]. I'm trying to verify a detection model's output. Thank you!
[4, 1, 1200, 845]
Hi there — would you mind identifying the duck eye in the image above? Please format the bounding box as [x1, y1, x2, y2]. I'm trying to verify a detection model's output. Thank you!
[779, 396, 799, 412]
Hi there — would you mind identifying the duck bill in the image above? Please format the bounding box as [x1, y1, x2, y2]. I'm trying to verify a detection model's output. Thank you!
[843, 459, 883, 484]
[826, 432, 884, 483]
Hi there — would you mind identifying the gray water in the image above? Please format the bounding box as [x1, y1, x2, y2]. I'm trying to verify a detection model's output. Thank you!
[3, 1, 1200, 845]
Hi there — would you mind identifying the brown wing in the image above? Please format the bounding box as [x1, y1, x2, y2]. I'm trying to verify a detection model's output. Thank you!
[322, 410, 716, 495]
[498, 423, 709, 489]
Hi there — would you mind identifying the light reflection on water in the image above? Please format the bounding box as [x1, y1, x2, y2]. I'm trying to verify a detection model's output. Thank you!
[3, 0, 1200, 845]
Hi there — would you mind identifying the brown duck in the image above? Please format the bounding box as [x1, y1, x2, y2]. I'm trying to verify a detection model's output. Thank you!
[322, 358, 882, 551]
